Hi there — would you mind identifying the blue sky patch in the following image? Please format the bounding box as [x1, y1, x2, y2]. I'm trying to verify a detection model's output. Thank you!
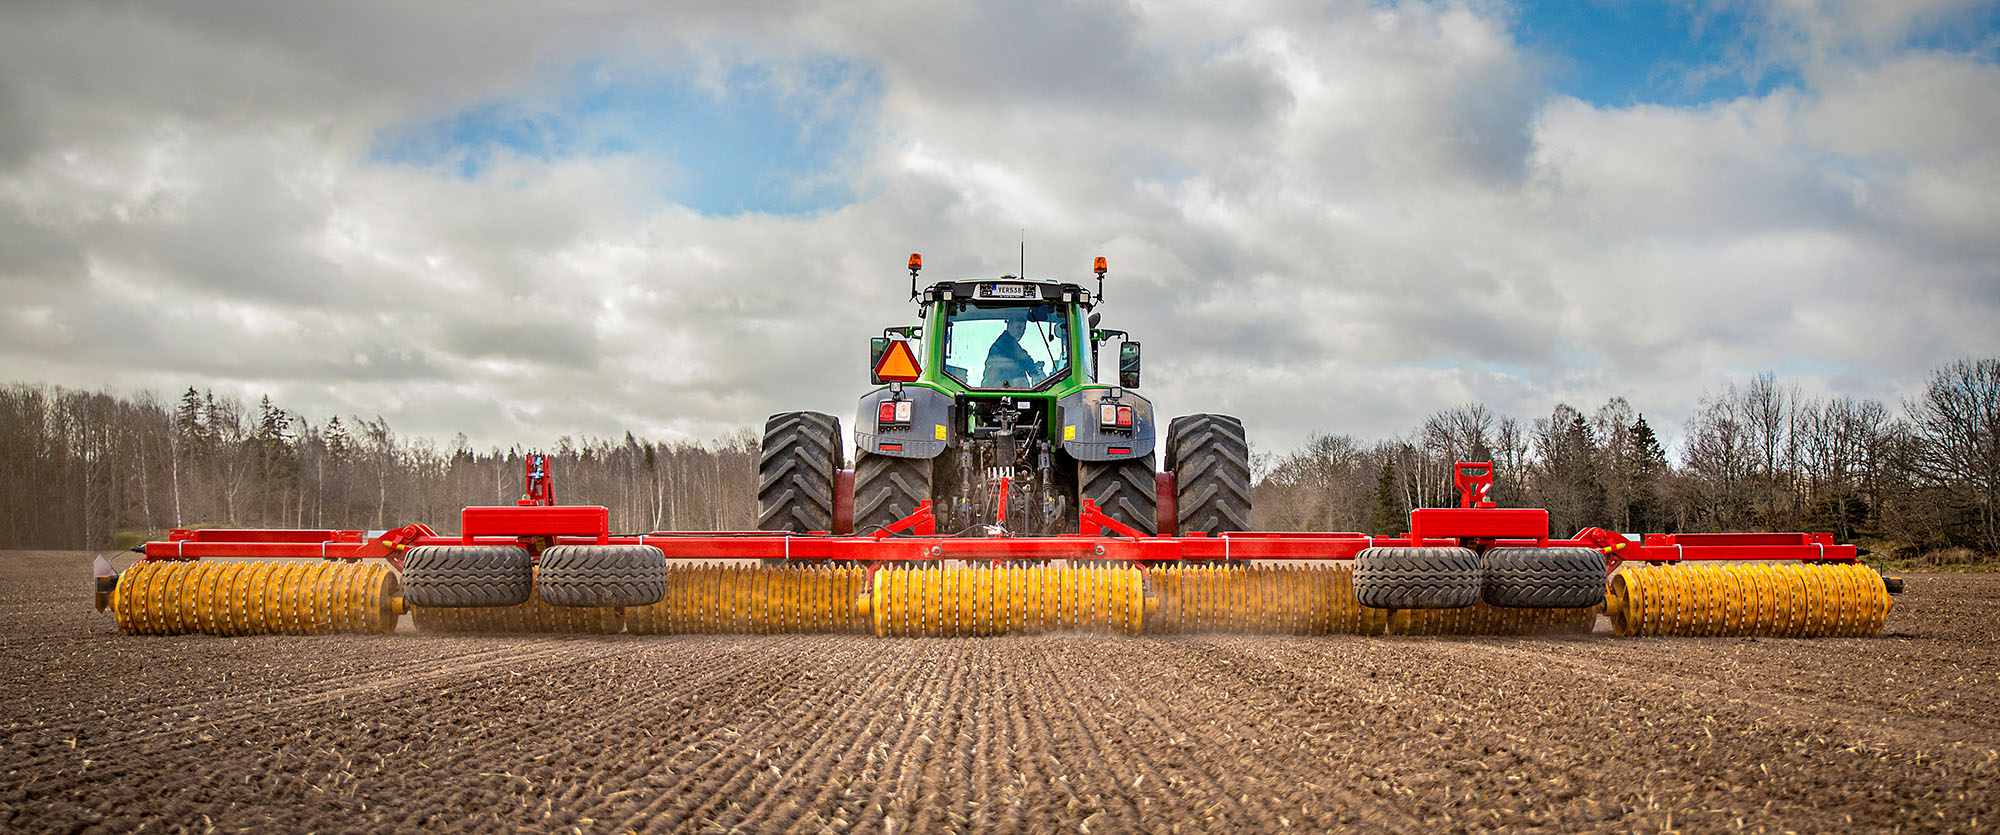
[373, 58, 879, 216]
[1515, 1, 2000, 107]
[1513, 1, 1795, 106]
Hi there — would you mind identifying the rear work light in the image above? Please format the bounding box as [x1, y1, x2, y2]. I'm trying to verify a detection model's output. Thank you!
[878, 399, 913, 426]
[1098, 403, 1134, 429]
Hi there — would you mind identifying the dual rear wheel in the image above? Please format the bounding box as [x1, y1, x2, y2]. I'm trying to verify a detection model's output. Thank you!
[403, 544, 670, 608]
[1353, 546, 1607, 610]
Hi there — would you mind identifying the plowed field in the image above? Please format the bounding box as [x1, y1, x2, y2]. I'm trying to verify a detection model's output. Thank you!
[3, 551, 1995, 833]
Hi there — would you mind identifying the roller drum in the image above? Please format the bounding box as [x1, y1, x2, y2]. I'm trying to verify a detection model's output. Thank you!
[110, 560, 400, 636]
[1606, 563, 1891, 637]
[624, 565, 869, 634]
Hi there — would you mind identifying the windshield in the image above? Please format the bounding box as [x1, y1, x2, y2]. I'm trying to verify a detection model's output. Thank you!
[942, 302, 1070, 389]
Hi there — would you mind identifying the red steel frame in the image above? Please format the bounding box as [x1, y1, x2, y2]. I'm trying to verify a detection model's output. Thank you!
[134, 460, 1860, 573]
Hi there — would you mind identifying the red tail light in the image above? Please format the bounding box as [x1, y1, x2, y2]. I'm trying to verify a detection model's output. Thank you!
[878, 400, 913, 426]
[1116, 406, 1133, 427]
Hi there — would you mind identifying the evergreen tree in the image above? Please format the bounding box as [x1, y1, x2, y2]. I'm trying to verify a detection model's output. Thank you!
[1627, 414, 1669, 532]
[1371, 458, 1403, 535]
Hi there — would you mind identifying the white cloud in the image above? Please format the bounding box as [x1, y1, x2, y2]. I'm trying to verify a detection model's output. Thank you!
[0, 0, 1995, 464]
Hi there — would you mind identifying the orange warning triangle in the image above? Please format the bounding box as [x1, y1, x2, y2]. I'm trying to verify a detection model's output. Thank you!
[874, 339, 922, 382]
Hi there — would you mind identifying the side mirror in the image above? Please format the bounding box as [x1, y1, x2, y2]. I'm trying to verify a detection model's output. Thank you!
[869, 337, 889, 385]
[1118, 342, 1141, 388]
[1088, 312, 1102, 329]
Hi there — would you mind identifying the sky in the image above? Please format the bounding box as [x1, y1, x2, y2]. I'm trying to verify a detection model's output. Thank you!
[3, 0, 1997, 459]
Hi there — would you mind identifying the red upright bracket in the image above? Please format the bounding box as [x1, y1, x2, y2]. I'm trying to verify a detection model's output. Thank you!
[519, 454, 555, 506]
[1454, 462, 1497, 508]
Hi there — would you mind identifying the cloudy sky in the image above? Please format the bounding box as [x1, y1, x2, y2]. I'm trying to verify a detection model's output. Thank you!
[3, 0, 1997, 457]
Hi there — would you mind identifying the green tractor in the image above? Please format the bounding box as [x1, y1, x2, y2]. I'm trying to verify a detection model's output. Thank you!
[757, 254, 1251, 538]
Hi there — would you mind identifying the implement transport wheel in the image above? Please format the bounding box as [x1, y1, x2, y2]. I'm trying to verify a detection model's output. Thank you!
[854, 452, 931, 533]
[1165, 414, 1252, 535]
[537, 545, 671, 608]
[1481, 547, 1607, 609]
[1080, 453, 1158, 536]
[758, 411, 843, 533]
[1353, 546, 1481, 609]
[401, 545, 532, 608]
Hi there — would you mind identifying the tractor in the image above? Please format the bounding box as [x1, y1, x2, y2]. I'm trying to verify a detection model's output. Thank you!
[756, 254, 1250, 539]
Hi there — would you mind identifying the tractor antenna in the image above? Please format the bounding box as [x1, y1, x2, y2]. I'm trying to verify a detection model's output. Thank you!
[1019, 231, 1025, 278]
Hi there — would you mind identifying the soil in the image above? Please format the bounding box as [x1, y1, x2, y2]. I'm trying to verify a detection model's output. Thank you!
[3, 550, 1995, 833]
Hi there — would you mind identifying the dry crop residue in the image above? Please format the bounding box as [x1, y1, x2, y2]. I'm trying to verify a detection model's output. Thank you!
[2, 550, 1994, 832]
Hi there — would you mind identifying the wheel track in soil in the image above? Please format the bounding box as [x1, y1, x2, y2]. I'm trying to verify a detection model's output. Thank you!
[595, 639, 927, 832]
[780, 645, 944, 832]
[850, 640, 974, 833]
[590, 637, 918, 832]
[849, 645, 958, 833]
[738, 641, 943, 832]
[1127, 638, 1447, 830]
[904, 639, 982, 833]
[1082, 638, 1410, 831]
[1031, 638, 1240, 830]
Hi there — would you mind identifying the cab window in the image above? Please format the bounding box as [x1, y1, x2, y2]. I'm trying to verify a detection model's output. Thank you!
[942, 303, 1070, 390]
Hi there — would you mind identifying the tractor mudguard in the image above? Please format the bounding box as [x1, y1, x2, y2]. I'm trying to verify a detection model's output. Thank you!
[855, 385, 952, 458]
[1056, 388, 1156, 461]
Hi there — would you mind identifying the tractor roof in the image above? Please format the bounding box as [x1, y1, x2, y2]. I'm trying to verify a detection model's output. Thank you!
[922, 277, 1094, 307]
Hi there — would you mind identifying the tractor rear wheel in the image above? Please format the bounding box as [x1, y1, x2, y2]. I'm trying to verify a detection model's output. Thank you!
[1080, 454, 1158, 536]
[854, 452, 932, 533]
[536, 545, 670, 608]
[1481, 547, 1607, 608]
[1166, 414, 1252, 534]
[1353, 546, 1481, 609]
[401, 545, 532, 608]
[757, 411, 843, 533]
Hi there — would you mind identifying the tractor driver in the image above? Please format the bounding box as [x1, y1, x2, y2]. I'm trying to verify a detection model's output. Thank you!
[981, 315, 1043, 388]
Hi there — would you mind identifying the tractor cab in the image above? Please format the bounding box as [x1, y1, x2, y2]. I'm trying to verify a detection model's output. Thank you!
[935, 281, 1078, 391]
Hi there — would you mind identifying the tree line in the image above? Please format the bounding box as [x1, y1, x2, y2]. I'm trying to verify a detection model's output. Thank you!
[0, 386, 759, 549]
[1255, 357, 1999, 558]
[2, 356, 1994, 557]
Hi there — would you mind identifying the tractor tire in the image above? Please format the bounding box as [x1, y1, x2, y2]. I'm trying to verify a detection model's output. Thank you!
[855, 452, 931, 533]
[1080, 453, 1158, 536]
[401, 545, 532, 608]
[1353, 546, 1481, 609]
[1481, 547, 1607, 608]
[536, 545, 670, 608]
[757, 411, 843, 533]
[1166, 414, 1252, 535]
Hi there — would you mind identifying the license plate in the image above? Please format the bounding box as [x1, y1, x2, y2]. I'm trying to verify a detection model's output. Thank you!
[979, 283, 1034, 299]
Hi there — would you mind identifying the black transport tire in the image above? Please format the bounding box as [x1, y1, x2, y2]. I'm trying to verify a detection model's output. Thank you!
[1079, 453, 1158, 536]
[536, 545, 670, 608]
[855, 452, 931, 533]
[1166, 414, 1252, 535]
[1353, 546, 1481, 609]
[757, 411, 843, 533]
[401, 545, 532, 608]
[1481, 547, 1607, 608]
